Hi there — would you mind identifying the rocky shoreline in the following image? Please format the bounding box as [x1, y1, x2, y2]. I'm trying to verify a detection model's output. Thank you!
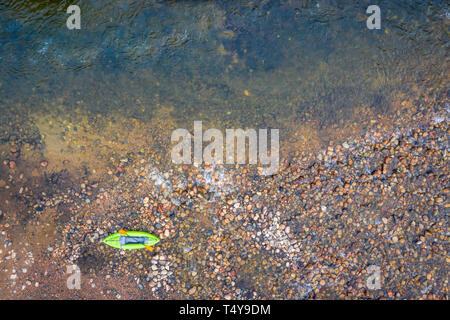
[0, 89, 448, 299]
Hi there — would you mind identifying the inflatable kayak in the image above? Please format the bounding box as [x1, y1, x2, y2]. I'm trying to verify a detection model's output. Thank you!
[103, 230, 159, 251]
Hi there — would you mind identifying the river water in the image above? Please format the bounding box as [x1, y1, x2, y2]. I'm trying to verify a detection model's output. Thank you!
[1, 1, 447, 132]
[0, 0, 448, 299]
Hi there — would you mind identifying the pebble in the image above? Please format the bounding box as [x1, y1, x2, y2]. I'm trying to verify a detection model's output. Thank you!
[188, 287, 196, 295]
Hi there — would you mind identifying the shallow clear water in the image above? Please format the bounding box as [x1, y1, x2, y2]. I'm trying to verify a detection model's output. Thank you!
[0, 0, 447, 135]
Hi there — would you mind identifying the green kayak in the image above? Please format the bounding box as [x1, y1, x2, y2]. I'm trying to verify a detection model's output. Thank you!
[102, 230, 160, 251]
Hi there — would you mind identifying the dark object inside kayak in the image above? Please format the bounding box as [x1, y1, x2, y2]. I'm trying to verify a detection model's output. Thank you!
[119, 236, 148, 245]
